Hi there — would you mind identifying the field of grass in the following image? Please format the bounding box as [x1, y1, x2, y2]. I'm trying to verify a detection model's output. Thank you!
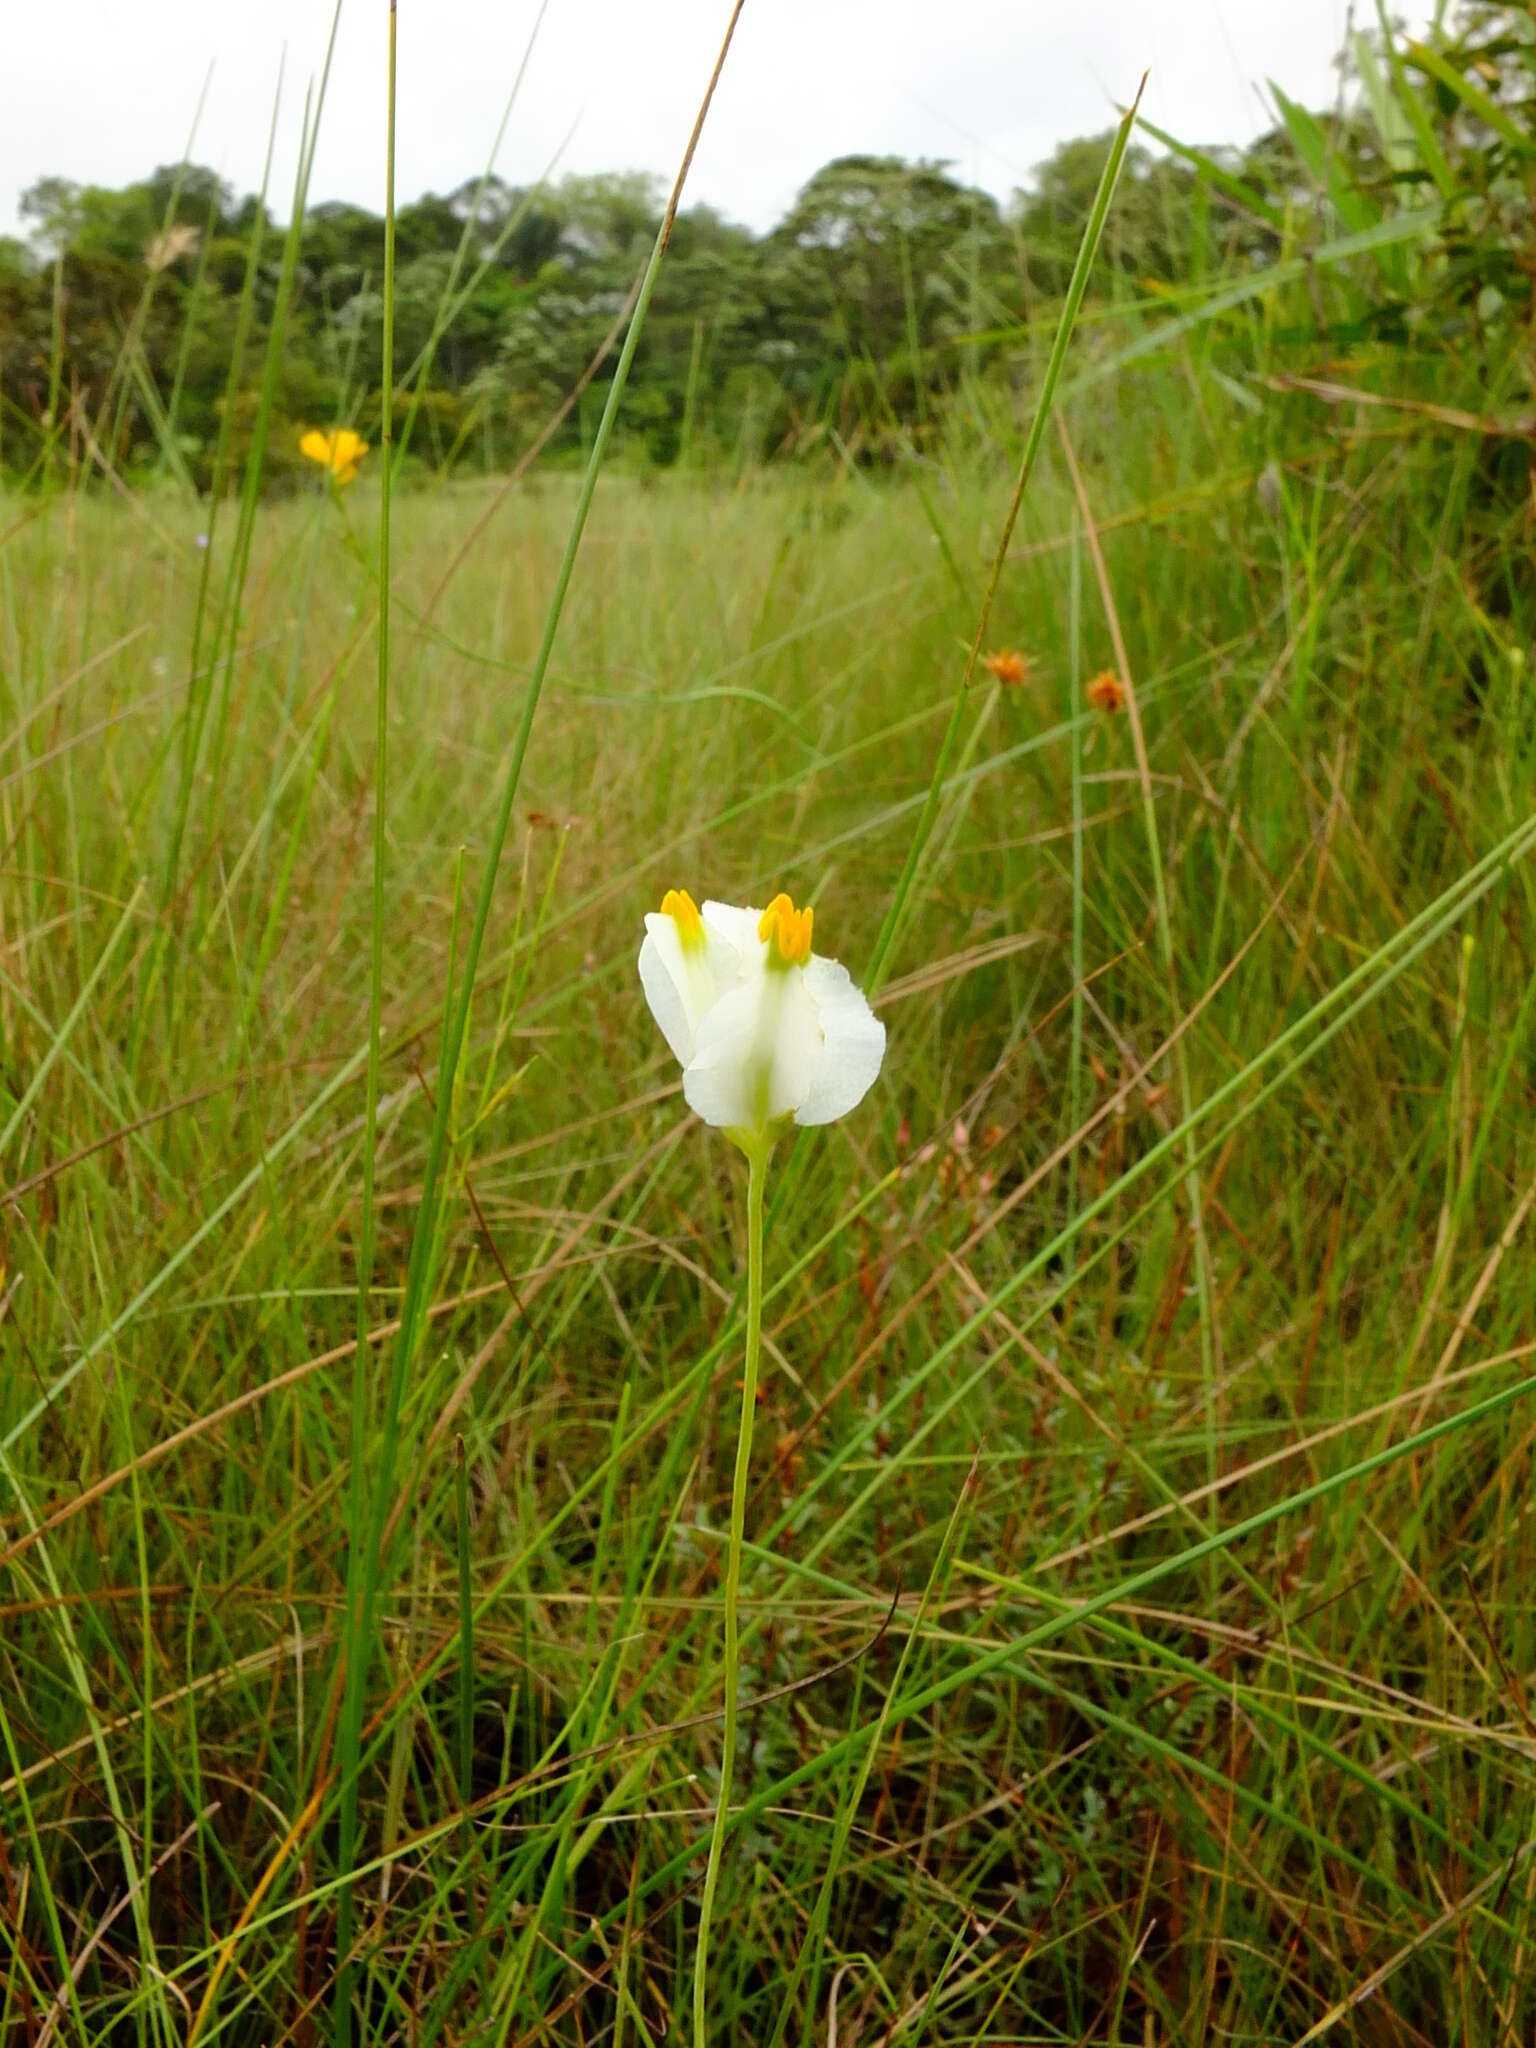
[6, 117, 1536, 2045]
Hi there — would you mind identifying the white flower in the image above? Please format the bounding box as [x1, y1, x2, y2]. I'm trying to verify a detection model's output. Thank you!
[638, 890, 885, 1142]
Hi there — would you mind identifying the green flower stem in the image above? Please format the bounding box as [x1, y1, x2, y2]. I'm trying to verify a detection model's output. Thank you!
[694, 1131, 769, 2048]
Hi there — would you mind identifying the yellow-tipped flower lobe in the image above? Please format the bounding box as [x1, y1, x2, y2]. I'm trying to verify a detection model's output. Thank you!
[299, 426, 370, 486]
[661, 887, 705, 948]
[759, 893, 813, 969]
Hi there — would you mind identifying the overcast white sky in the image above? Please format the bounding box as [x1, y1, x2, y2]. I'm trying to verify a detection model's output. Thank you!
[3, 0, 1400, 241]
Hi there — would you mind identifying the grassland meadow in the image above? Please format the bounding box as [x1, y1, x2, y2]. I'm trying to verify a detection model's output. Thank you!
[3, 3, 1536, 2043]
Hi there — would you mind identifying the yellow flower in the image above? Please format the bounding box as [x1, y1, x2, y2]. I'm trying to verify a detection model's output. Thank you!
[299, 426, 369, 487]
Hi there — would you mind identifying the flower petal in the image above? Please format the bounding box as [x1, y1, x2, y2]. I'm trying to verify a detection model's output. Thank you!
[795, 956, 885, 1125]
[765, 969, 824, 1122]
[702, 900, 766, 972]
[684, 966, 823, 1129]
[641, 908, 742, 1069]
[681, 980, 759, 1128]
[700, 918, 746, 995]
[639, 918, 695, 1068]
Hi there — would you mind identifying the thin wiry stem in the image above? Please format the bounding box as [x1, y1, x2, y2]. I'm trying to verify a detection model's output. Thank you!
[332, 4, 397, 2039]
[328, 22, 747, 2035]
[694, 1133, 768, 2048]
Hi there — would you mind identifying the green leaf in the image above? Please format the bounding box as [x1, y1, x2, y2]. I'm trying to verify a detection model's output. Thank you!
[1373, 0, 1457, 198]
[1407, 37, 1536, 153]
[1133, 112, 1286, 231]
[1270, 81, 1379, 235]
[1353, 28, 1417, 175]
[1058, 207, 1443, 399]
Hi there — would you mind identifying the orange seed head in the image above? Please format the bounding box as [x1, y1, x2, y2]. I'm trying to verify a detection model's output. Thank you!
[983, 648, 1029, 687]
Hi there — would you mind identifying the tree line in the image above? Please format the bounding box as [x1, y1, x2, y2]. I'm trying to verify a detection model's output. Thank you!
[0, 3, 1528, 489]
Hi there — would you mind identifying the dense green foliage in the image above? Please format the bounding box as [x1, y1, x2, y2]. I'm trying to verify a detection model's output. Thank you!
[0, 145, 1141, 479]
[4, 4, 1536, 2043]
[2, 7, 1531, 495]
[0, 1, 1519, 491]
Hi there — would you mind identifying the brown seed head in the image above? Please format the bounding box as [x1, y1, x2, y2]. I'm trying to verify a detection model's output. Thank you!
[1086, 670, 1126, 714]
[983, 647, 1030, 687]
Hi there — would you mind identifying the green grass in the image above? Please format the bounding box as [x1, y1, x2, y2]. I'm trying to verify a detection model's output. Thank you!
[4, 138, 1536, 2047]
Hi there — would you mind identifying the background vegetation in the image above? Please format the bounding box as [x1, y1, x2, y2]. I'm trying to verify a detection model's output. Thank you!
[3, 137, 1196, 480]
[2, 2, 1536, 2042]
[0, 0, 1520, 491]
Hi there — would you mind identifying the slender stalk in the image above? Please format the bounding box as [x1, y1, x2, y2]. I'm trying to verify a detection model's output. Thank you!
[693, 1134, 769, 2048]
[1056, 416, 1221, 1518]
[325, 27, 745, 2038]
[455, 1434, 474, 1848]
[333, 7, 396, 2040]
[327, 7, 744, 1945]
[1066, 516, 1084, 1265]
[863, 78, 1145, 998]
[133, 71, 279, 1066]
[0, 881, 142, 1158]
[767, 1455, 981, 2048]
[759, 84, 1146, 1256]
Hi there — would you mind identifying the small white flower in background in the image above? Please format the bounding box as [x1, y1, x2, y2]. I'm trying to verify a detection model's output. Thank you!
[639, 889, 884, 1147]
